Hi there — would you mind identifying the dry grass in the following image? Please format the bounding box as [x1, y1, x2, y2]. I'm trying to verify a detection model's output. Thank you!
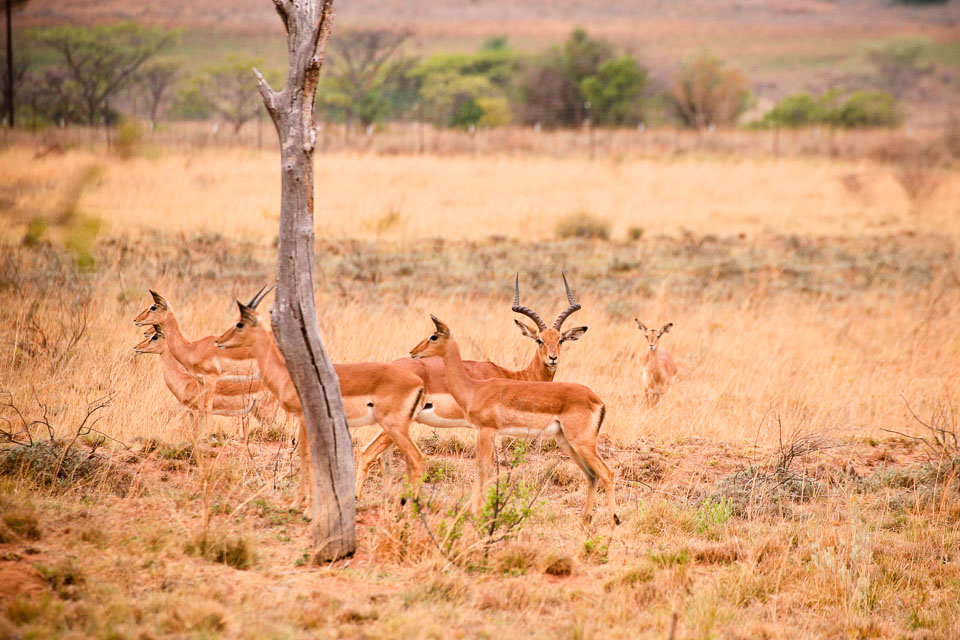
[1, 145, 958, 245]
[1, 139, 959, 637]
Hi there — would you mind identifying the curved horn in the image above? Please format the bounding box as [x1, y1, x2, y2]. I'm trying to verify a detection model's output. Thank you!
[552, 272, 582, 330]
[511, 273, 547, 331]
[248, 284, 275, 310]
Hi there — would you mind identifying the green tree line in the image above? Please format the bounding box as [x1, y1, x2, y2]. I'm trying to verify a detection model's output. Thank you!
[3, 22, 926, 133]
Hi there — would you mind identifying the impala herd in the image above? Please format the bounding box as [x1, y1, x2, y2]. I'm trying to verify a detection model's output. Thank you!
[132, 275, 678, 526]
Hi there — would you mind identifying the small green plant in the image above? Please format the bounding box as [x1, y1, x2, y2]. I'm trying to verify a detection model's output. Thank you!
[581, 536, 609, 564]
[23, 218, 48, 246]
[604, 563, 655, 591]
[187, 531, 255, 570]
[695, 496, 733, 534]
[1, 509, 41, 540]
[627, 226, 644, 241]
[115, 119, 142, 159]
[554, 210, 611, 240]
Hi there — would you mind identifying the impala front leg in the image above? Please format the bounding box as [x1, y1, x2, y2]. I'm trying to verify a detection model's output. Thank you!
[472, 427, 496, 513]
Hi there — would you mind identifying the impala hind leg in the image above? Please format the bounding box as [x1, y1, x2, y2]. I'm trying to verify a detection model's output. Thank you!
[290, 417, 313, 515]
[557, 421, 619, 526]
[375, 416, 424, 501]
[553, 427, 599, 525]
[355, 429, 394, 499]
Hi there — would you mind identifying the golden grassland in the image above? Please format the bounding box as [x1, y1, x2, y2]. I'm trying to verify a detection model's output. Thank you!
[0, 140, 959, 638]
[2, 145, 959, 244]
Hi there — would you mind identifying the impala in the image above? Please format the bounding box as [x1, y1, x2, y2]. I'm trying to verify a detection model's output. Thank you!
[635, 320, 677, 405]
[410, 315, 619, 526]
[134, 291, 259, 433]
[214, 287, 427, 509]
[355, 274, 589, 483]
[134, 325, 279, 425]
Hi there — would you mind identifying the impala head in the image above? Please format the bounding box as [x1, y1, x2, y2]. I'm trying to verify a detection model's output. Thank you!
[215, 285, 273, 350]
[134, 290, 172, 326]
[133, 325, 166, 354]
[512, 272, 587, 370]
[410, 315, 451, 359]
[635, 319, 673, 352]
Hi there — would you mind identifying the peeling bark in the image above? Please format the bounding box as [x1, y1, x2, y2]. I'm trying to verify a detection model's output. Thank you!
[256, 0, 355, 561]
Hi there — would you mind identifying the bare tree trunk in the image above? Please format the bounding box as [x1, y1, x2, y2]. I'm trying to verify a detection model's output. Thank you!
[254, 0, 355, 562]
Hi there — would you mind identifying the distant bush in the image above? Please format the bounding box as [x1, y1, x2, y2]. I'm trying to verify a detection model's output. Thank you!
[756, 89, 902, 129]
[832, 91, 902, 128]
[555, 211, 611, 240]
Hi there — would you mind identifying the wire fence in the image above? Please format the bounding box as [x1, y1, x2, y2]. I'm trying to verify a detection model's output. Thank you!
[0, 118, 944, 162]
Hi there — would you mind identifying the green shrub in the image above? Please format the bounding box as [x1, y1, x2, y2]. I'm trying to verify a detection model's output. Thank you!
[832, 91, 902, 128]
[555, 210, 611, 240]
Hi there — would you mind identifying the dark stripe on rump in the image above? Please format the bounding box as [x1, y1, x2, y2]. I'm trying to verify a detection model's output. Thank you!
[596, 405, 606, 434]
[409, 388, 424, 420]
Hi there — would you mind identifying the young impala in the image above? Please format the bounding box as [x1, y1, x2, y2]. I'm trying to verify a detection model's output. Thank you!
[214, 287, 427, 509]
[134, 325, 279, 425]
[410, 315, 618, 526]
[635, 320, 677, 405]
[355, 274, 588, 482]
[134, 291, 259, 434]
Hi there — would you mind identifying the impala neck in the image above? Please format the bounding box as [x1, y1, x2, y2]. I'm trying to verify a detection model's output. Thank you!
[522, 350, 556, 382]
[439, 338, 477, 410]
[161, 313, 195, 368]
[250, 324, 292, 398]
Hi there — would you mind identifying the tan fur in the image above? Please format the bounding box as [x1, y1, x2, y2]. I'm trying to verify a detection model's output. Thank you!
[636, 320, 678, 405]
[410, 316, 618, 526]
[134, 291, 258, 434]
[134, 328, 279, 424]
[214, 300, 425, 512]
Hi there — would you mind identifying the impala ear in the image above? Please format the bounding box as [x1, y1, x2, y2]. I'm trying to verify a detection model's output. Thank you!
[635, 318, 648, 332]
[237, 301, 259, 326]
[429, 314, 450, 337]
[561, 326, 587, 342]
[660, 322, 673, 335]
[149, 290, 168, 309]
[514, 319, 538, 341]
[151, 324, 164, 338]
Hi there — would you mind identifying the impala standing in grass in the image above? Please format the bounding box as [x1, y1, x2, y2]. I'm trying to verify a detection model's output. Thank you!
[355, 274, 589, 483]
[636, 320, 678, 405]
[410, 315, 618, 526]
[215, 287, 427, 509]
[134, 325, 279, 426]
[134, 291, 260, 436]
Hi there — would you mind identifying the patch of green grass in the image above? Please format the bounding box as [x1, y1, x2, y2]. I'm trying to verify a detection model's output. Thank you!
[554, 210, 610, 240]
[1, 509, 41, 540]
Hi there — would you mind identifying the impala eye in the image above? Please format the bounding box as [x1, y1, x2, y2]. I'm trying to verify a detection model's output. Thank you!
[429, 335, 438, 341]
[149, 305, 157, 311]
[151, 335, 159, 341]
[559, 339, 565, 344]
[536, 339, 543, 345]
[236, 322, 244, 329]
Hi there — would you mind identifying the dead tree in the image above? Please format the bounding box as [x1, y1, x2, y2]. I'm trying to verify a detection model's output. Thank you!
[254, 0, 354, 562]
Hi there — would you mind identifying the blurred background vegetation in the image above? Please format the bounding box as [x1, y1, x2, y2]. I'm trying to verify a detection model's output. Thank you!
[2, 0, 957, 135]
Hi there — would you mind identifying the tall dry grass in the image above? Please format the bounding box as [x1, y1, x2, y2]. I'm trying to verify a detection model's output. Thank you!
[2, 145, 958, 245]
[2, 261, 957, 450]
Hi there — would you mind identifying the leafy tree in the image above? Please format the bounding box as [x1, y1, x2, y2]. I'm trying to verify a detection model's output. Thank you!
[521, 28, 614, 127]
[202, 55, 272, 134]
[138, 59, 180, 129]
[757, 91, 839, 128]
[756, 89, 901, 129]
[866, 37, 933, 99]
[412, 41, 520, 128]
[169, 76, 215, 120]
[319, 27, 411, 129]
[831, 90, 902, 128]
[29, 22, 177, 124]
[580, 55, 648, 126]
[670, 53, 751, 129]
